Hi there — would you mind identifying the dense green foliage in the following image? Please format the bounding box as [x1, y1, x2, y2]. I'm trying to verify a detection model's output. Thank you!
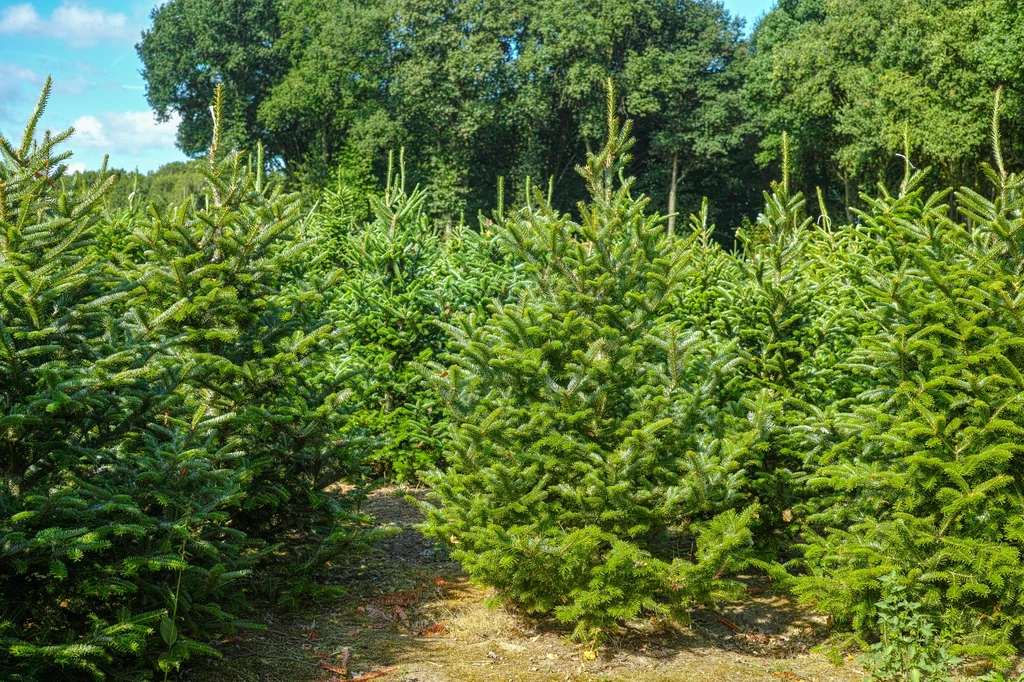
[137, 0, 1023, 232]
[419, 89, 1024, 664]
[9, 35, 1024, 676]
[72, 162, 206, 215]
[138, 0, 758, 229]
[746, 0, 1024, 215]
[794, 111, 1024, 663]
[0, 83, 372, 681]
[858, 574, 963, 682]
[312, 157, 519, 479]
[420, 91, 761, 641]
[137, 0, 283, 158]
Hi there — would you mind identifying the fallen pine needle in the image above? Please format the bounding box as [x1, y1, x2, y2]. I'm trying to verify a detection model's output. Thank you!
[350, 665, 399, 681]
[716, 614, 741, 632]
[319, 661, 348, 675]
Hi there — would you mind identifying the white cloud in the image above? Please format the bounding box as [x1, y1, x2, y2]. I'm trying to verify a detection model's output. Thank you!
[0, 5, 37, 32]
[0, 62, 42, 124]
[66, 162, 86, 174]
[70, 110, 180, 153]
[72, 114, 107, 147]
[0, 2, 131, 48]
[0, 62, 39, 83]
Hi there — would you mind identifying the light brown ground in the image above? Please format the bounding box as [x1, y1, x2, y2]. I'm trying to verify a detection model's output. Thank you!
[183, 489, 867, 682]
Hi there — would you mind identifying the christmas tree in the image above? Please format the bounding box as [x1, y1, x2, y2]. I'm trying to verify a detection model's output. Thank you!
[795, 103, 1024, 662]
[1, 82, 370, 680]
[317, 152, 520, 480]
[420, 83, 758, 642]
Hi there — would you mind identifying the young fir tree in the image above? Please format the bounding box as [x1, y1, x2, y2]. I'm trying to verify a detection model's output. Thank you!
[796, 99, 1024, 662]
[1, 81, 255, 681]
[316, 154, 520, 480]
[714, 144, 869, 550]
[125, 87, 372, 570]
[420, 84, 758, 642]
[324, 157, 452, 479]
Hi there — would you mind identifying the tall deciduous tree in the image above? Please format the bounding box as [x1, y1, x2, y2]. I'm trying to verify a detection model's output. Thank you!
[138, 0, 286, 159]
[258, 0, 394, 186]
[137, 0, 755, 227]
[745, 0, 1024, 214]
[621, 0, 750, 235]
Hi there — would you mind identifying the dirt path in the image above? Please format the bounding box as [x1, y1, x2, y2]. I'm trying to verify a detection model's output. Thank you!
[184, 489, 863, 682]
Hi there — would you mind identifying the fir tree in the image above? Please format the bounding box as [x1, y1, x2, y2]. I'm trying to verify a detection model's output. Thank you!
[716, 149, 869, 550]
[2, 82, 371, 680]
[1, 80, 256, 681]
[420, 83, 758, 642]
[315, 154, 520, 480]
[796, 102, 1024, 662]
[124, 87, 372, 567]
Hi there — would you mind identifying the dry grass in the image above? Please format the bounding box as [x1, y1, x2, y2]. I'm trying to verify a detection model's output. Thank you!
[441, 590, 526, 643]
[183, 488, 869, 682]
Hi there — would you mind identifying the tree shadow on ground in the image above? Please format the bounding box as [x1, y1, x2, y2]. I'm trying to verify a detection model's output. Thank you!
[182, 489, 861, 682]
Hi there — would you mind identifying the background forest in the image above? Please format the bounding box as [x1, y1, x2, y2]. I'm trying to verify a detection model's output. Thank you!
[4, 0, 1024, 681]
[129, 0, 1024, 233]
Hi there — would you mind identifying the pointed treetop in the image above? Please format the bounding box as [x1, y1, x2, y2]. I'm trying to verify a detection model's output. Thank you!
[781, 131, 790, 197]
[606, 77, 618, 143]
[208, 82, 225, 166]
[992, 85, 1006, 185]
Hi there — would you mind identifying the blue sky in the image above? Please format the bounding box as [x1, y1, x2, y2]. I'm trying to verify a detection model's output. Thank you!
[728, 0, 776, 27]
[728, 0, 776, 24]
[0, 0, 776, 174]
[0, 0, 186, 172]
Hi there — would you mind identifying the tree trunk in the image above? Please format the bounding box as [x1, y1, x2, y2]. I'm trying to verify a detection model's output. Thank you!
[667, 152, 679, 237]
[843, 175, 853, 224]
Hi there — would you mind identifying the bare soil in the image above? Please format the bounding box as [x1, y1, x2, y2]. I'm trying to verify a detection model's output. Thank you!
[184, 488, 865, 682]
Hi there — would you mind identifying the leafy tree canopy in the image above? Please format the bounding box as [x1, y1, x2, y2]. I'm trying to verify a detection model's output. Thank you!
[745, 0, 1024, 211]
[137, 0, 753, 226]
